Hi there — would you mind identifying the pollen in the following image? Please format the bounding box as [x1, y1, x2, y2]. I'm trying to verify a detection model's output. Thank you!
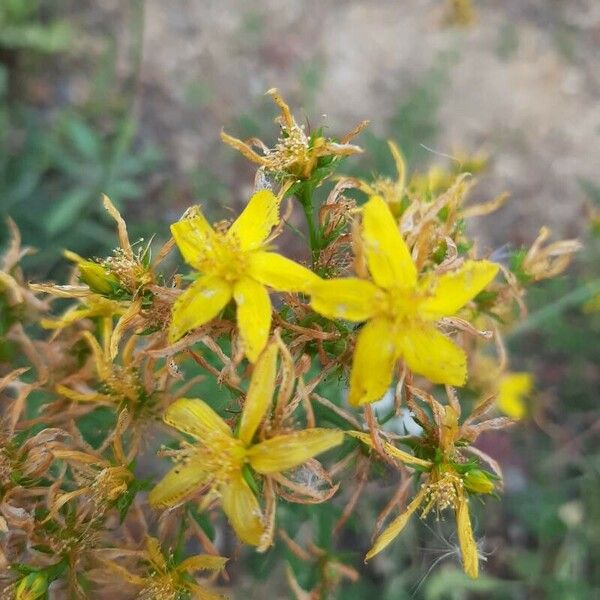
[421, 471, 464, 519]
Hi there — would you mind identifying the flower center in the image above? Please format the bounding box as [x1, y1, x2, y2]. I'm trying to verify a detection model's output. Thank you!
[380, 287, 424, 324]
[420, 470, 464, 518]
[181, 433, 246, 488]
[208, 234, 249, 282]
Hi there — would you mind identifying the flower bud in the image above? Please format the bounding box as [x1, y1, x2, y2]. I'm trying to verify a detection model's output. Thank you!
[78, 261, 119, 295]
[15, 572, 48, 600]
[464, 469, 495, 494]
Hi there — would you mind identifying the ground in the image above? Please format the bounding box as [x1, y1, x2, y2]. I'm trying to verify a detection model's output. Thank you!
[74, 0, 600, 247]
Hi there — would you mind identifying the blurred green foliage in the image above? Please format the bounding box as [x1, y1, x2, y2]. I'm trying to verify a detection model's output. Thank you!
[0, 0, 71, 54]
[0, 0, 161, 276]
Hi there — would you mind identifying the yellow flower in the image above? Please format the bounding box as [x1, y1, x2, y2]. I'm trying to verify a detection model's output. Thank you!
[149, 343, 343, 545]
[55, 331, 149, 417]
[497, 372, 533, 419]
[365, 469, 479, 578]
[29, 280, 128, 333]
[104, 536, 228, 600]
[354, 405, 489, 579]
[169, 189, 318, 362]
[309, 196, 499, 405]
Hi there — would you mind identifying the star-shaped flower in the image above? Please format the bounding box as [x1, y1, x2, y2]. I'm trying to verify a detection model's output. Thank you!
[169, 189, 318, 361]
[309, 196, 499, 405]
[149, 343, 343, 546]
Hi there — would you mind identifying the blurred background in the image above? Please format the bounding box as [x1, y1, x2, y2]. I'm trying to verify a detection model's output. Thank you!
[1, 1, 599, 598]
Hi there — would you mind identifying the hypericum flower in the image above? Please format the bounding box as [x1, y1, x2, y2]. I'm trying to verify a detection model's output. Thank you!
[149, 342, 343, 546]
[103, 536, 227, 600]
[55, 331, 158, 422]
[30, 287, 127, 332]
[221, 88, 366, 181]
[497, 372, 533, 419]
[169, 189, 319, 361]
[30, 195, 174, 358]
[97, 194, 157, 294]
[469, 353, 533, 420]
[309, 195, 499, 405]
[357, 401, 502, 579]
[366, 467, 480, 577]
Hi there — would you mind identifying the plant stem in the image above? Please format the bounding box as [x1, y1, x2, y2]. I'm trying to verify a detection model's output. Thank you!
[297, 183, 320, 267]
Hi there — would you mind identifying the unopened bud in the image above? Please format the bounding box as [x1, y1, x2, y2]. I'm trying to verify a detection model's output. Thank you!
[15, 572, 48, 600]
[464, 469, 495, 494]
[78, 261, 119, 295]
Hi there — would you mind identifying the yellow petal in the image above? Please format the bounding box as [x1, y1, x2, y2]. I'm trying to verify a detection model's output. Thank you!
[110, 298, 141, 359]
[362, 195, 416, 289]
[248, 428, 343, 474]
[101, 561, 146, 587]
[189, 583, 228, 600]
[55, 384, 112, 404]
[148, 459, 211, 508]
[164, 398, 233, 441]
[497, 372, 533, 419]
[221, 474, 264, 546]
[227, 189, 280, 250]
[366, 486, 428, 560]
[248, 251, 319, 293]
[146, 536, 167, 571]
[170, 211, 217, 269]
[233, 277, 272, 363]
[309, 278, 381, 321]
[81, 330, 110, 380]
[238, 342, 277, 445]
[177, 554, 228, 573]
[456, 494, 479, 578]
[346, 431, 432, 468]
[396, 323, 467, 386]
[348, 318, 398, 406]
[419, 260, 499, 319]
[39, 307, 93, 330]
[169, 275, 232, 343]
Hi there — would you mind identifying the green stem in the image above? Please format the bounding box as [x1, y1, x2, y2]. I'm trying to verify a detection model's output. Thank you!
[297, 183, 320, 267]
[174, 511, 187, 563]
[508, 278, 600, 338]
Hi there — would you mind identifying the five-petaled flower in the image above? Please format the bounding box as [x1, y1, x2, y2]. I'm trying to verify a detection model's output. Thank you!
[103, 536, 227, 600]
[169, 189, 319, 361]
[309, 195, 499, 405]
[149, 342, 343, 546]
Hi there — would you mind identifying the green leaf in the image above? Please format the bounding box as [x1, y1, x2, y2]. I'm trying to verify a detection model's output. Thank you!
[45, 188, 94, 236]
[65, 117, 101, 161]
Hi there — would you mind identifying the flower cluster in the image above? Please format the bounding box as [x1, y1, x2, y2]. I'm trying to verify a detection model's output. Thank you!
[0, 89, 579, 598]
